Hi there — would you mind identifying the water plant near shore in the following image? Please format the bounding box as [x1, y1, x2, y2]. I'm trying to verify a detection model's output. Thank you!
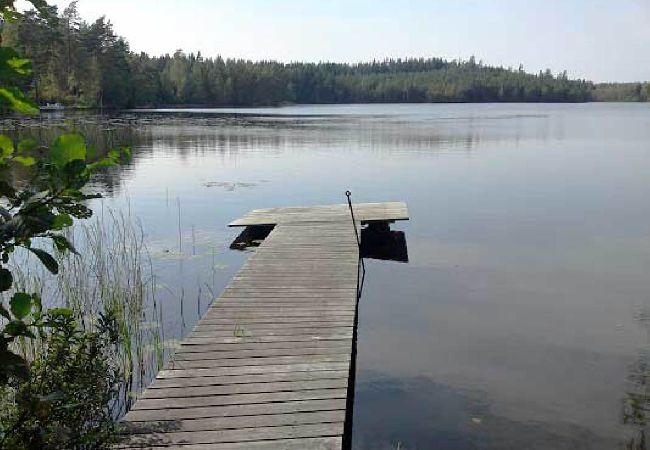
[0, 140, 159, 448]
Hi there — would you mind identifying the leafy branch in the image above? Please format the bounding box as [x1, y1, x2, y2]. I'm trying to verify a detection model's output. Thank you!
[0, 0, 130, 388]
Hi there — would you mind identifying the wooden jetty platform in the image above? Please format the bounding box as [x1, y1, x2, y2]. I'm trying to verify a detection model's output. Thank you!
[119, 202, 409, 449]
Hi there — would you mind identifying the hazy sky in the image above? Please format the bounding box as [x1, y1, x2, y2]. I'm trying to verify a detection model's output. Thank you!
[44, 0, 650, 82]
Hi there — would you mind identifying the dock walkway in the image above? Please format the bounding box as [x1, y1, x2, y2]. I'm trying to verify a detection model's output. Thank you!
[119, 202, 408, 449]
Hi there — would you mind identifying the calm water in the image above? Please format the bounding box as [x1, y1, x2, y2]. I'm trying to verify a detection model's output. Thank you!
[78, 103, 650, 448]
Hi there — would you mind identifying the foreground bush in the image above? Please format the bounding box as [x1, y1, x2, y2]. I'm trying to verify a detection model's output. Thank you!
[0, 308, 120, 450]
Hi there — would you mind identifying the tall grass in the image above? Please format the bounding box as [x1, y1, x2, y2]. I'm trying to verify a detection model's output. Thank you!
[10, 207, 166, 417]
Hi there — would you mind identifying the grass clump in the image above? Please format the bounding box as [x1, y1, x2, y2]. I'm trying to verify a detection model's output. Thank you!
[0, 208, 166, 448]
[55, 207, 165, 413]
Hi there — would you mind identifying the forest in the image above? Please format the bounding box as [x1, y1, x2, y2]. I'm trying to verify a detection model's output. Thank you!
[2, 2, 648, 108]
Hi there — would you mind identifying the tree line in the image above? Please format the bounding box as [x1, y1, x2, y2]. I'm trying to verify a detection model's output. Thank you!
[2, 2, 646, 108]
[592, 82, 650, 102]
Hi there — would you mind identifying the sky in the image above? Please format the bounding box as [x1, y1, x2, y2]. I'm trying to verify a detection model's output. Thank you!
[41, 0, 650, 82]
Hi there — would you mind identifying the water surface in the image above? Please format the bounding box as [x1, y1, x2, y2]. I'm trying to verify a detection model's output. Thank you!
[67, 103, 650, 448]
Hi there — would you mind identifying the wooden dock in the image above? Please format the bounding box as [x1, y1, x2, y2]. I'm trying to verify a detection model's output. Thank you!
[119, 202, 408, 449]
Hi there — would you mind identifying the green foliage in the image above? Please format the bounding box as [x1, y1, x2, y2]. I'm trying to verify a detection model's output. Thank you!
[50, 134, 86, 168]
[593, 82, 650, 102]
[0, 308, 121, 450]
[0, 3, 131, 448]
[0, 87, 38, 114]
[0, 47, 39, 114]
[2, 5, 599, 107]
[0, 293, 40, 384]
[0, 130, 129, 384]
[9, 293, 33, 319]
[0, 0, 129, 402]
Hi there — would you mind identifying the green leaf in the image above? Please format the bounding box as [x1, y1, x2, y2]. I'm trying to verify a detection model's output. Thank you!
[17, 138, 37, 153]
[0, 349, 29, 381]
[6, 56, 32, 77]
[0, 181, 16, 199]
[0, 135, 14, 159]
[48, 307, 73, 319]
[57, 202, 93, 219]
[0, 87, 39, 115]
[50, 134, 86, 169]
[52, 213, 73, 230]
[122, 146, 132, 161]
[4, 320, 35, 338]
[0, 303, 9, 320]
[14, 205, 57, 236]
[27, 247, 59, 274]
[0, 268, 13, 292]
[88, 146, 132, 171]
[0, 47, 31, 75]
[13, 156, 36, 166]
[62, 158, 89, 184]
[9, 292, 32, 320]
[52, 235, 77, 254]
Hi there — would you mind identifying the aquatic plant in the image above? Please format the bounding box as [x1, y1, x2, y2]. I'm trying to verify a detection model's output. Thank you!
[54, 208, 166, 413]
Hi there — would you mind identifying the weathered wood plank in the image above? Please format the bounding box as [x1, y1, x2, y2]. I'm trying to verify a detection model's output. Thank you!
[140, 379, 348, 400]
[124, 399, 347, 422]
[156, 362, 351, 379]
[148, 370, 350, 389]
[228, 201, 408, 226]
[119, 423, 345, 447]
[130, 388, 349, 410]
[192, 322, 354, 332]
[195, 317, 355, 325]
[180, 335, 353, 345]
[122, 410, 346, 434]
[185, 332, 353, 342]
[202, 313, 355, 321]
[165, 354, 350, 370]
[173, 346, 351, 360]
[120, 201, 408, 448]
[175, 340, 352, 352]
[208, 302, 356, 309]
[119, 437, 342, 450]
[183, 333, 352, 345]
[200, 312, 355, 320]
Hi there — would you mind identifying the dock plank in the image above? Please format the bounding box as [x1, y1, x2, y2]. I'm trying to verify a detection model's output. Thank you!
[119, 202, 408, 448]
[119, 437, 342, 450]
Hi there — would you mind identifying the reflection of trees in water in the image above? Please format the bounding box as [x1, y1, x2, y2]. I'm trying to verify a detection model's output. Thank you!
[142, 121, 486, 155]
[0, 115, 145, 196]
[1, 112, 542, 197]
[624, 305, 650, 449]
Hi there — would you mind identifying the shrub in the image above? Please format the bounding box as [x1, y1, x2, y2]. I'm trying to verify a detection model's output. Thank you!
[0, 308, 121, 450]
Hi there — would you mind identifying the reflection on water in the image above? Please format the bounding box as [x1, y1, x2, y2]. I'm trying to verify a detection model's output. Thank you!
[352, 372, 615, 450]
[361, 223, 409, 263]
[6, 103, 650, 448]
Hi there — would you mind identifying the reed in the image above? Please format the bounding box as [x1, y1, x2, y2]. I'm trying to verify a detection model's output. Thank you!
[10, 206, 166, 417]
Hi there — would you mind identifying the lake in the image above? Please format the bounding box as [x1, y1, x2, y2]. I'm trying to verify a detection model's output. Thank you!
[50, 103, 650, 448]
